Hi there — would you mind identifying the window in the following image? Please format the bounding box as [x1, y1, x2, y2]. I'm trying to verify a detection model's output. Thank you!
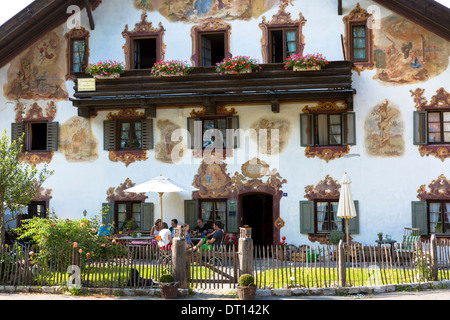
[428, 201, 450, 234]
[116, 202, 142, 232]
[316, 200, 342, 233]
[132, 37, 158, 69]
[27, 202, 47, 219]
[11, 122, 59, 152]
[103, 118, 153, 151]
[65, 27, 90, 80]
[187, 116, 239, 150]
[351, 25, 367, 61]
[270, 29, 297, 63]
[200, 32, 225, 66]
[200, 200, 227, 231]
[300, 112, 356, 147]
[414, 110, 450, 145]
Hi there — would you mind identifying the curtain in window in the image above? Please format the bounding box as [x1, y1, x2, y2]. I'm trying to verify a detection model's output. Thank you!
[72, 40, 86, 72]
[429, 203, 441, 233]
[445, 203, 450, 233]
[317, 114, 328, 145]
[285, 31, 296, 55]
[215, 201, 226, 222]
[201, 202, 213, 221]
[332, 202, 343, 231]
[316, 202, 327, 231]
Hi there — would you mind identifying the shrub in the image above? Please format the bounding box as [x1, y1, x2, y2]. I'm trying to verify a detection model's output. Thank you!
[238, 273, 255, 287]
[159, 274, 175, 283]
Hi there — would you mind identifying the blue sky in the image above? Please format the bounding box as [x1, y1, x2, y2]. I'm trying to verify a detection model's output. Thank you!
[1, 0, 450, 26]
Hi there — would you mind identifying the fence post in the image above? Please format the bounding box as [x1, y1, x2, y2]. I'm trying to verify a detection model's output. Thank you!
[238, 227, 253, 278]
[430, 234, 438, 281]
[172, 227, 187, 289]
[338, 240, 346, 287]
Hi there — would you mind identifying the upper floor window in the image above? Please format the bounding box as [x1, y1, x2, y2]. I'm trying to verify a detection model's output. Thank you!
[65, 27, 90, 80]
[351, 25, 367, 61]
[200, 32, 225, 67]
[414, 110, 450, 145]
[270, 28, 297, 63]
[132, 37, 158, 69]
[11, 121, 59, 152]
[187, 116, 239, 150]
[119, 120, 143, 150]
[103, 118, 153, 152]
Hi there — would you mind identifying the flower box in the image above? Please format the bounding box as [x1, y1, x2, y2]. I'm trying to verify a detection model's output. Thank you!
[86, 60, 125, 79]
[151, 60, 192, 77]
[285, 53, 328, 71]
[94, 72, 121, 79]
[293, 65, 321, 71]
[216, 56, 261, 75]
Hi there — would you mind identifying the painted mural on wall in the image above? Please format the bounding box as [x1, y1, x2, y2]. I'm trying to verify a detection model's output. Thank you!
[250, 118, 291, 155]
[133, 0, 280, 22]
[373, 14, 449, 85]
[3, 27, 68, 101]
[59, 117, 98, 162]
[365, 99, 404, 157]
[155, 119, 184, 164]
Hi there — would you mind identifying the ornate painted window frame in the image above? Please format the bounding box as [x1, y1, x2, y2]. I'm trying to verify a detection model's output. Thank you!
[65, 27, 90, 81]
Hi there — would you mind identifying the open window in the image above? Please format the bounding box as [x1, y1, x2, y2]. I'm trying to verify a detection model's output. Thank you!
[200, 32, 225, 67]
[269, 28, 298, 63]
[11, 122, 59, 152]
[132, 37, 158, 69]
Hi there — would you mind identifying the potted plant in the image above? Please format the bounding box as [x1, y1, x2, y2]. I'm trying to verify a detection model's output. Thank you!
[150, 60, 192, 77]
[155, 273, 179, 299]
[85, 60, 125, 79]
[216, 56, 261, 75]
[277, 236, 288, 260]
[284, 53, 328, 71]
[125, 218, 139, 236]
[377, 232, 383, 241]
[236, 273, 256, 300]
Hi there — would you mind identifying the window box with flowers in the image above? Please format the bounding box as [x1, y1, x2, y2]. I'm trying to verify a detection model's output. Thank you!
[284, 53, 329, 71]
[216, 56, 261, 75]
[86, 60, 126, 79]
[151, 60, 193, 77]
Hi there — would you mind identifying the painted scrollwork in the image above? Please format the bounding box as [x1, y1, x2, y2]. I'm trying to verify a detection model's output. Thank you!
[106, 178, 148, 203]
[304, 175, 341, 200]
[417, 174, 450, 201]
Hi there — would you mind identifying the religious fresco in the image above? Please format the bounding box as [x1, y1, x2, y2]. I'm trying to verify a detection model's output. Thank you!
[59, 117, 98, 162]
[155, 119, 184, 164]
[365, 99, 404, 157]
[250, 118, 291, 155]
[4, 27, 68, 101]
[133, 0, 280, 22]
[373, 14, 449, 85]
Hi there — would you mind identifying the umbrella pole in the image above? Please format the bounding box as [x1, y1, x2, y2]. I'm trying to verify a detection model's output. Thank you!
[346, 218, 349, 244]
[159, 192, 164, 223]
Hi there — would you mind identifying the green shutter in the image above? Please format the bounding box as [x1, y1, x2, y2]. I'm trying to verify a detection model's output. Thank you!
[141, 202, 154, 232]
[184, 200, 199, 231]
[347, 200, 359, 234]
[187, 117, 202, 149]
[46, 122, 59, 151]
[226, 116, 240, 148]
[300, 200, 314, 233]
[227, 199, 238, 233]
[300, 113, 315, 146]
[411, 201, 428, 235]
[141, 118, 154, 150]
[11, 123, 25, 149]
[103, 120, 116, 151]
[342, 112, 356, 145]
[102, 203, 114, 227]
[413, 111, 427, 145]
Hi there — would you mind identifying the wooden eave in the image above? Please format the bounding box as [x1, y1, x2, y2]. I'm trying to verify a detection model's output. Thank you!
[373, 0, 450, 41]
[70, 61, 356, 117]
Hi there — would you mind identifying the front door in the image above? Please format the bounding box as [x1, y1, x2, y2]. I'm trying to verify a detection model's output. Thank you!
[241, 193, 273, 246]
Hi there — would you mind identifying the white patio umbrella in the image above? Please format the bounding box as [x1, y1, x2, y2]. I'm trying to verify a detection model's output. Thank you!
[337, 172, 357, 244]
[124, 175, 195, 226]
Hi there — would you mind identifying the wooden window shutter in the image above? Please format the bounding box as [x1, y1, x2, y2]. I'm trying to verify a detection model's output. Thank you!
[411, 201, 428, 235]
[46, 122, 59, 151]
[184, 200, 199, 231]
[11, 123, 25, 148]
[300, 113, 315, 146]
[413, 111, 427, 145]
[347, 200, 360, 234]
[299, 200, 314, 233]
[141, 118, 154, 150]
[140, 202, 154, 232]
[187, 117, 202, 149]
[102, 203, 114, 227]
[103, 120, 116, 151]
[226, 116, 240, 148]
[342, 112, 356, 145]
[226, 199, 238, 233]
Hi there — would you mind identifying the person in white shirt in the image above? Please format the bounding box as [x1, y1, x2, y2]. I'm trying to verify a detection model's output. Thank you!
[157, 222, 172, 250]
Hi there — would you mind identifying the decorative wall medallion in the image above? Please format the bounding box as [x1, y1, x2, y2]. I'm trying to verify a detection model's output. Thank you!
[106, 178, 148, 203]
[274, 217, 285, 230]
[365, 99, 404, 157]
[417, 174, 450, 201]
[155, 119, 184, 164]
[15, 101, 57, 123]
[304, 175, 341, 200]
[4, 27, 68, 101]
[259, 2, 306, 64]
[122, 11, 166, 70]
[241, 158, 270, 179]
[250, 118, 291, 155]
[59, 116, 98, 162]
[193, 160, 233, 198]
[411, 88, 450, 162]
[305, 146, 350, 163]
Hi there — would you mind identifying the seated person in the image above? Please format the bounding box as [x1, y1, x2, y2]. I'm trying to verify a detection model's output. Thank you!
[169, 219, 178, 237]
[157, 222, 172, 250]
[193, 218, 209, 237]
[190, 221, 224, 252]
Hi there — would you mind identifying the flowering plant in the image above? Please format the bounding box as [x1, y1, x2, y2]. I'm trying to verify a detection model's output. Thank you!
[224, 234, 237, 249]
[284, 53, 329, 70]
[215, 56, 261, 75]
[151, 60, 192, 77]
[278, 236, 288, 250]
[85, 60, 126, 77]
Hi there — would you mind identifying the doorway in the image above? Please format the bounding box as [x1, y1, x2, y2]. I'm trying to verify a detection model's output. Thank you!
[241, 193, 273, 246]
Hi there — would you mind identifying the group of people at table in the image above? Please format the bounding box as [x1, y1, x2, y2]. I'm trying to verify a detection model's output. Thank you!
[149, 218, 224, 252]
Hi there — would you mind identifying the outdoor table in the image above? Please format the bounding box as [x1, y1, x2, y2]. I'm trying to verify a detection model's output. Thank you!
[376, 239, 397, 260]
[191, 237, 202, 245]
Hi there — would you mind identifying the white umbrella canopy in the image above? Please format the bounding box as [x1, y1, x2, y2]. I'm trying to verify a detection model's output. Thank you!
[337, 172, 357, 244]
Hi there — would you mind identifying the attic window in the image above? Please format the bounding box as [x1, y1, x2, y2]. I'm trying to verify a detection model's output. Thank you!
[65, 27, 90, 80]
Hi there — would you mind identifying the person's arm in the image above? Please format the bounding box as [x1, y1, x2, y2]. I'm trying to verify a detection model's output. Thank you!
[150, 226, 155, 236]
[168, 233, 173, 244]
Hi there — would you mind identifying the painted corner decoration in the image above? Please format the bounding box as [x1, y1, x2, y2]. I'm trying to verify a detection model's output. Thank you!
[304, 175, 341, 201]
[417, 174, 450, 201]
[373, 14, 449, 85]
[106, 178, 148, 203]
[365, 99, 404, 157]
[4, 27, 68, 101]
[59, 117, 99, 162]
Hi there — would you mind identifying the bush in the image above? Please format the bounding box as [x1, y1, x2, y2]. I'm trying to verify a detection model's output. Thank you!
[238, 274, 255, 287]
[159, 274, 175, 283]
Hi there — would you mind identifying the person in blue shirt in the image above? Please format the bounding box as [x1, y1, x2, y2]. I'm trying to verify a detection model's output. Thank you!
[169, 219, 178, 237]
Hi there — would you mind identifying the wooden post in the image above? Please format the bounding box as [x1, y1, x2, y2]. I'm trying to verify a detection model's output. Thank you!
[338, 240, 346, 287]
[430, 234, 438, 281]
[172, 227, 187, 289]
[238, 227, 254, 277]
